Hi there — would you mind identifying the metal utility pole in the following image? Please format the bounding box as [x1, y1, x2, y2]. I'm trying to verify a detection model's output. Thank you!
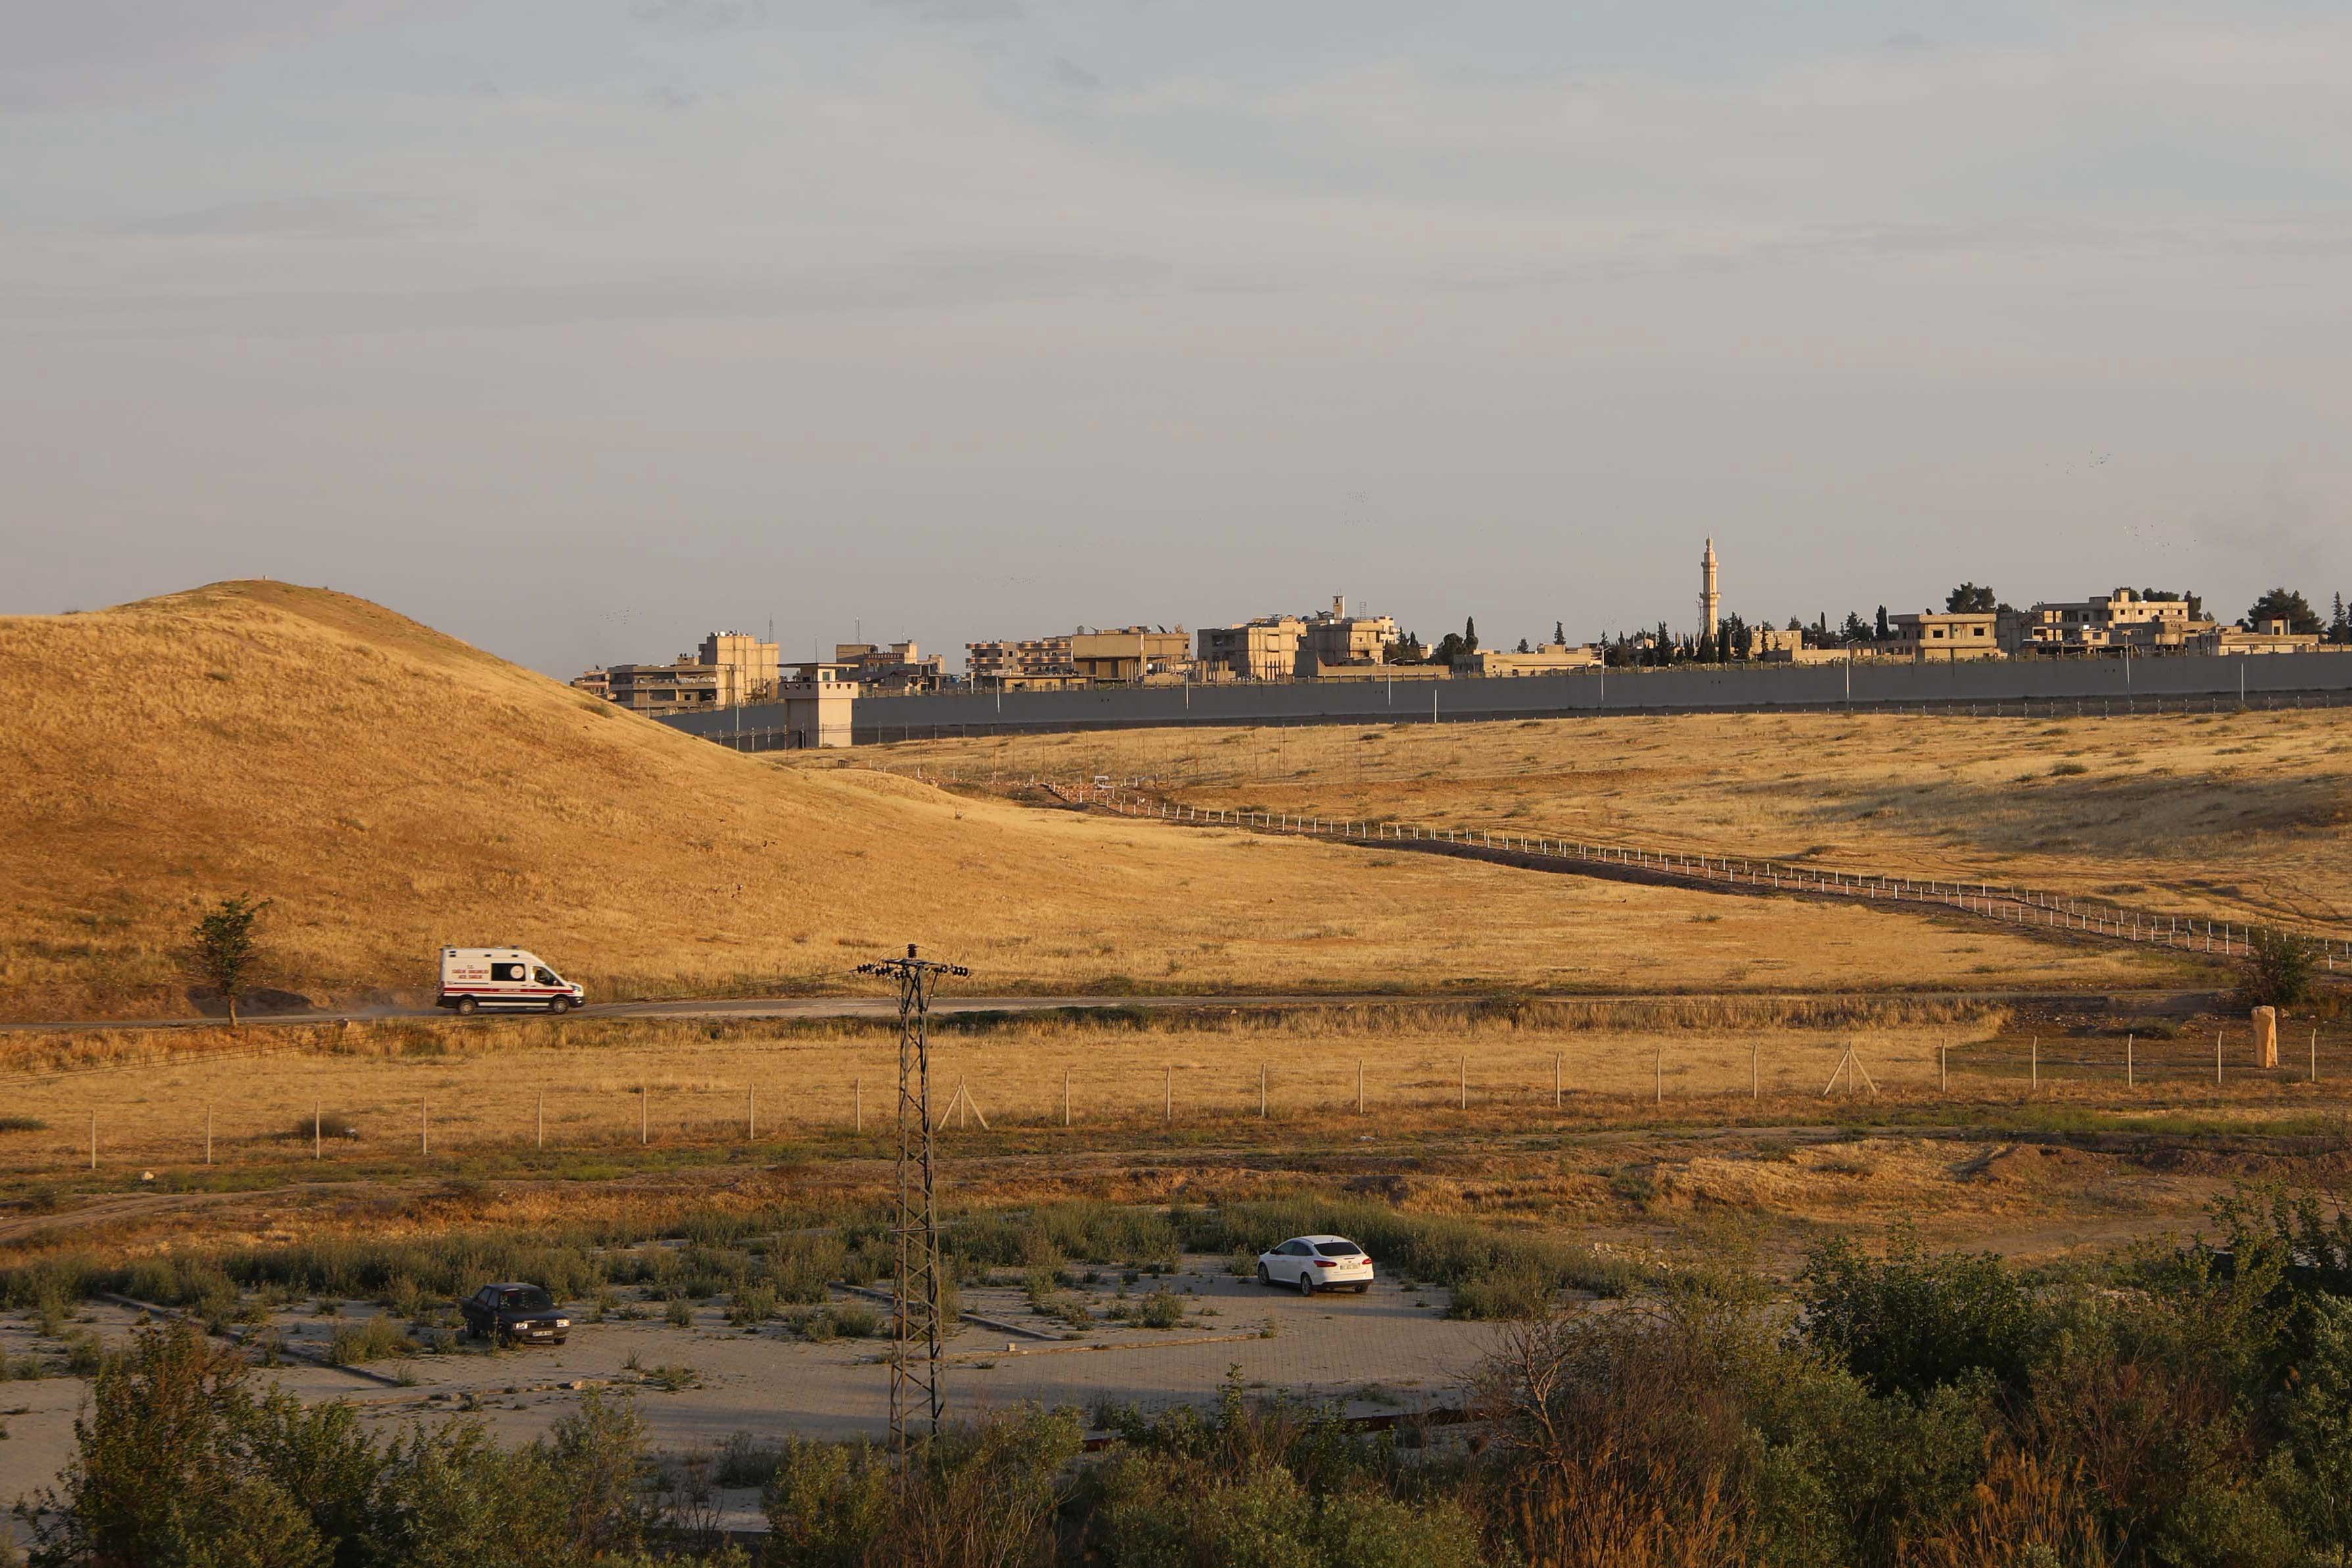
[854, 944, 969, 1456]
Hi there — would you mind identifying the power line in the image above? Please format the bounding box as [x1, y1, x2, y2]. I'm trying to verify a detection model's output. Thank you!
[852, 942, 969, 1454]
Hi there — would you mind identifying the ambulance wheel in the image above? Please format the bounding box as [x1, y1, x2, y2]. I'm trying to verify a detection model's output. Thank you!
[455, 996, 478, 1017]
[547, 997, 571, 1015]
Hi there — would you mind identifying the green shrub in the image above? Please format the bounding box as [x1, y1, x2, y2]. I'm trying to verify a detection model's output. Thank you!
[1797, 1226, 2042, 1397]
[1138, 1290, 1184, 1330]
[2238, 927, 2317, 1010]
[664, 1298, 696, 1329]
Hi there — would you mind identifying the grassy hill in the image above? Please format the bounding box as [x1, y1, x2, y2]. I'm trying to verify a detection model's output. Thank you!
[0, 583, 2161, 1019]
[865, 710, 2352, 933]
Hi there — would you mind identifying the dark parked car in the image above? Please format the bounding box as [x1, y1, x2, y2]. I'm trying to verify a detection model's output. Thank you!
[460, 1282, 570, 1345]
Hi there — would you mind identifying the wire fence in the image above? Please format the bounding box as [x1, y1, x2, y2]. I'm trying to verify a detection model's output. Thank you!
[20, 1029, 2351, 1180]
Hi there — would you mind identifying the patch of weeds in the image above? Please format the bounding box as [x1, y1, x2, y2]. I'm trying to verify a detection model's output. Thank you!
[664, 1298, 695, 1330]
[327, 1316, 419, 1365]
[715, 1431, 781, 1488]
[1137, 1290, 1184, 1329]
[726, 1285, 777, 1327]
[643, 1363, 701, 1392]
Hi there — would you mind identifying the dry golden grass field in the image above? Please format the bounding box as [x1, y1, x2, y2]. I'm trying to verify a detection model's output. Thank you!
[4, 1003, 2348, 1293]
[0, 582, 2171, 1021]
[2, 1002, 2343, 1186]
[851, 706, 2352, 931]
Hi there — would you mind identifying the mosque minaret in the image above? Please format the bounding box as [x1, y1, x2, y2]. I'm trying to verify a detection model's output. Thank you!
[1700, 537, 1720, 642]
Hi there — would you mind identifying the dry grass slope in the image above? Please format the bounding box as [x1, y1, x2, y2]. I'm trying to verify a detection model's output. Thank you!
[1, 583, 2159, 1019]
[858, 710, 2352, 929]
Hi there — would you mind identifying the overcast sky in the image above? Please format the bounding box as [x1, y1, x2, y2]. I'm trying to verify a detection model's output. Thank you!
[5, 1, 2349, 675]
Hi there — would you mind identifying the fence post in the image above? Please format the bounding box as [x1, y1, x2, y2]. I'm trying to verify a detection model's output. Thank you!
[1939, 1042, 1947, 1094]
[1754, 1040, 1761, 1099]
[749, 1086, 756, 1141]
[422, 1097, 429, 1157]
[1655, 1042, 1663, 1105]
[1165, 1065, 1172, 1123]
[2126, 1034, 2133, 1089]
[2313, 1029, 2319, 1085]
[314, 1101, 321, 1161]
[537, 1092, 544, 1151]
[1260, 1064, 1268, 1118]
[204, 1103, 213, 1166]
[1064, 1070, 1072, 1128]
[641, 1084, 648, 1145]
[855, 1077, 863, 1134]
[2216, 1029, 2223, 1087]
[1555, 1051, 1563, 1109]
[1460, 1055, 1467, 1111]
[89, 1109, 97, 1172]
[1358, 1059, 1366, 1115]
[2030, 1038, 2037, 1092]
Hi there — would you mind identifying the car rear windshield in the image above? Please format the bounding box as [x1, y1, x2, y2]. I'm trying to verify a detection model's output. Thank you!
[1315, 1242, 1363, 1257]
[501, 1288, 555, 1310]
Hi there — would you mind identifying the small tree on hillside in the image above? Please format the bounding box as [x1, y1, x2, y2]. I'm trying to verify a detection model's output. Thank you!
[192, 895, 272, 1027]
[2236, 927, 2315, 1011]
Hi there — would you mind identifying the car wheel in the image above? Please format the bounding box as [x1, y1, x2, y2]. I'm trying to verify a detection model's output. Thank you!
[547, 997, 570, 1015]
[455, 996, 478, 1017]
[1353, 1284, 1370, 1294]
[1256, 1263, 1270, 1287]
[1296, 1271, 1316, 1297]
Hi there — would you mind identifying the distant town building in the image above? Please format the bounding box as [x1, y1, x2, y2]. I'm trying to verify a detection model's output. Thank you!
[2008, 589, 2211, 653]
[569, 668, 610, 699]
[1300, 595, 1398, 675]
[833, 641, 948, 693]
[1454, 643, 1603, 677]
[1887, 612, 2002, 660]
[1197, 596, 1398, 680]
[699, 631, 781, 703]
[603, 656, 741, 714]
[965, 635, 1076, 688]
[1070, 627, 1192, 684]
[2194, 620, 2330, 655]
[1197, 616, 1305, 681]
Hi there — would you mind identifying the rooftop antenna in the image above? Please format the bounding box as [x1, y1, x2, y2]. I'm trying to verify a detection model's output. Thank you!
[852, 943, 970, 1454]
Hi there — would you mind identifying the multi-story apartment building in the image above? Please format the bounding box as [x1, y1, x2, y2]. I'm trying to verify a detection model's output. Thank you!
[1301, 596, 1398, 674]
[1197, 616, 1305, 681]
[2008, 589, 2211, 653]
[1887, 612, 2003, 660]
[1070, 627, 1192, 684]
[833, 641, 948, 693]
[1197, 597, 1398, 680]
[698, 631, 781, 703]
[603, 657, 741, 713]
[965, 635, 1076, 688]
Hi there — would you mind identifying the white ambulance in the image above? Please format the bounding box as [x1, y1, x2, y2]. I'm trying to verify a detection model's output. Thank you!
[437, 948, 585, 1015]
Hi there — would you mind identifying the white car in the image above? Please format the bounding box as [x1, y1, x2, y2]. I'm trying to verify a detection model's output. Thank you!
[1255, 1235, 1375, 1296]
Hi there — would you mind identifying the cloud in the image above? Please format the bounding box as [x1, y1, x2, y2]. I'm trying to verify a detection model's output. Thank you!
[103, 194, 424, 239]
[0, 1, 452, 110]
[632, 0, 772, 34]
[873, 0, 1024, 23]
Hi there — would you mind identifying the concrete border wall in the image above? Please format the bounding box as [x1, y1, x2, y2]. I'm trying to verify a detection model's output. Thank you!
[657, 653, 2352, 747]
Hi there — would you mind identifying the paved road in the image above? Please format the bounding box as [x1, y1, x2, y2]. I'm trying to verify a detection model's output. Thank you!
[0, 986, 2222, 1036]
